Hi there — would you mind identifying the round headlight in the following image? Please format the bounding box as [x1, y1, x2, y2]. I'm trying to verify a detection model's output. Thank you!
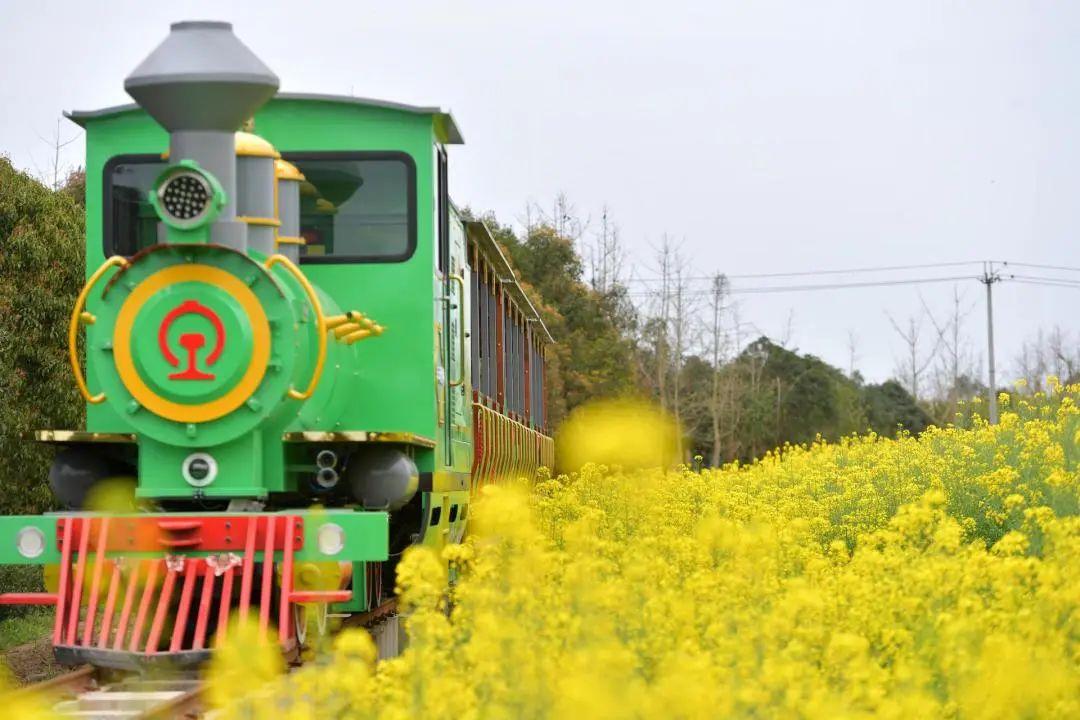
[317, 523, 345, 556]
[16, 527, 45, 559]
[158, 171, 212, 224]
[315, 467, 340, 490]
[182, 452, 218, 488]
[315, 449, 337, 470]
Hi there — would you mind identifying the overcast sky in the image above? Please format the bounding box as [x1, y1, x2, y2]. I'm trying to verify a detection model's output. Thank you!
[4, 1, 1079, 387]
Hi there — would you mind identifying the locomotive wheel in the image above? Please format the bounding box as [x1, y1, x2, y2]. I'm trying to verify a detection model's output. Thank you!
[293, 603, 329, 649]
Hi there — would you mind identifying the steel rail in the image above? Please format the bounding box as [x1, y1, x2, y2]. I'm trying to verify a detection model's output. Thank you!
[344, 596, 399, 629]
[13, 665, 204, 718]
[7, 665, 97, 700]
[136, 683, 205, 719]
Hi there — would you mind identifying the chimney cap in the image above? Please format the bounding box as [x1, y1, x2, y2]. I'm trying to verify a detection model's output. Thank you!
[125, 20, 279, 132]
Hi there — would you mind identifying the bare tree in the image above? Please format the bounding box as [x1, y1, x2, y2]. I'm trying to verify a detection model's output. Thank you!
[650, 237, 675, 412]
[666, 244, 696, 459]
[643, 235, 696, 458]
[1046, 327, 1080, 383]
[707, 275, 731, 465]
[588, 205, 625, 294]
[519, 193, 590, 244]
[846, 329, 860, 379]
[33, 117, 81, 190]
[777, 310, 796, 350]
[887, 310, 939, 402]
[1013, 326, 1080, 391]
[1014, 328, 1050, 392]
[921, 286, 978, 417]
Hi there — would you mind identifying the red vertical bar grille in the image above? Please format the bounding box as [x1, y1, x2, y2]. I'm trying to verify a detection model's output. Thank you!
[169, 562, 199, 653]
[258, 519, 276, 636]
[96, 560, 122, 649]
[278, 517, 295, 645]
[112, 560, 143, 651]
[81, 518, 111, 646]
[143, 560, 178, 653]
[193, 565, 216, 651]
[52, 519, 74, 646]
[49, 515, 301, 656]
[238, 518, 258, 622]
[128, 559, 162, 652]
[65, 518, 91, 645]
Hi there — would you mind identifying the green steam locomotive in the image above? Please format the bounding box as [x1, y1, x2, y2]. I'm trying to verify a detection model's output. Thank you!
[0, 20, 552, 668]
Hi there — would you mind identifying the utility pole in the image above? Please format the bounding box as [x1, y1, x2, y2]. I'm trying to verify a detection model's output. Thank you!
[981, 261, 1001, 424]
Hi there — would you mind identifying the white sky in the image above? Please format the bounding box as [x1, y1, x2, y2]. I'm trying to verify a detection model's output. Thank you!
[3, 1, 1079, 385]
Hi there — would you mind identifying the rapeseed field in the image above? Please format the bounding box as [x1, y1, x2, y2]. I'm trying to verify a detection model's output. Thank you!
[12, 391, 1076, 718]
[213, 387, 1080, 719]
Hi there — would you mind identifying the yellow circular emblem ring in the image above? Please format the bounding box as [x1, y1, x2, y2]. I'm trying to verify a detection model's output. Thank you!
[113, 264, 271, 424]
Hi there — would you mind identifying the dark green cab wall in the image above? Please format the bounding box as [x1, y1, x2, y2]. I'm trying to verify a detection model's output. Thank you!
[81, 98, 439, 449]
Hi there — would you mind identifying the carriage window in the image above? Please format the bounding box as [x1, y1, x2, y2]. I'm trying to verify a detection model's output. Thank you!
[105, 156, 165, 256]
[287, 153, 416, 263]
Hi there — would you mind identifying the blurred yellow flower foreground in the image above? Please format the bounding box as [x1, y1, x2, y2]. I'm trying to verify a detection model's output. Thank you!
[217, 393, 1080, 719]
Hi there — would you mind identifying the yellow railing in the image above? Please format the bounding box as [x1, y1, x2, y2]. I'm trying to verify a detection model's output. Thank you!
[471, 402, 554, 496]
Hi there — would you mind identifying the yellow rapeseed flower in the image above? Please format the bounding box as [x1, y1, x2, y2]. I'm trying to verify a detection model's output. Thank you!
[207, 392, 1080, 718]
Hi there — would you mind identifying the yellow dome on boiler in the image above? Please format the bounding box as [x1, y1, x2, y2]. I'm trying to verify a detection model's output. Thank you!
[235, 131, 280, 158]
[274, 158, 305, 182]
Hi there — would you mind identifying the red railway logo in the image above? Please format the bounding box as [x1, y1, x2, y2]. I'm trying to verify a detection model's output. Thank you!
[158, 300, 226, 381]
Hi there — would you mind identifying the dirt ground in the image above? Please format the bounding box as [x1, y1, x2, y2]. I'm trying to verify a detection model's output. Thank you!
[3, 636, 70, 685]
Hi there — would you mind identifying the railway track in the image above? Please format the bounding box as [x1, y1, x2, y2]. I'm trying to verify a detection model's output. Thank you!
[11, 666, 204, 718]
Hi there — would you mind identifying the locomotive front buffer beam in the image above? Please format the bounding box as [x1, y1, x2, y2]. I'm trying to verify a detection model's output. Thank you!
[0, 509, 387, 669]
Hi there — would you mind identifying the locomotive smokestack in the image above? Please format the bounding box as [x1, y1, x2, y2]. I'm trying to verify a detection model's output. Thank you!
[124, 21, 279, 250]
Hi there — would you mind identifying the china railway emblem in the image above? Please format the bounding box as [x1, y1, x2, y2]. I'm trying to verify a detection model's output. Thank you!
[159, 300, 226, 381]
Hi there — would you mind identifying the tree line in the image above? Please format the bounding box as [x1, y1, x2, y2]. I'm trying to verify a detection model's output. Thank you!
[0, 158, 86, 515]
[469, 198, 1080, 466]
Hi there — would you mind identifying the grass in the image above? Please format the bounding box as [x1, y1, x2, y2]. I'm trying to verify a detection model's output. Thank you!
[0, 608, 52, 653]
[0, 565, 51, 653]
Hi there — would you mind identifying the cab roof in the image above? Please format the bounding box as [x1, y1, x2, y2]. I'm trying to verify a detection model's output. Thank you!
[66, 92, 464, 145]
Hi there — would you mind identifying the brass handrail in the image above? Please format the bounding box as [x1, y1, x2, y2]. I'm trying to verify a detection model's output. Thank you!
[448, 274, 467, 387]
[265, 254, 327, 401]
[69, 256, 129, 403]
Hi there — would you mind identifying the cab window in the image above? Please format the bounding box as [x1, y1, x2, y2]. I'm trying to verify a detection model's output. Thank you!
[103, 151, 416, 263]
[287, 152, 416, 263]
[105, 155, 164, 256]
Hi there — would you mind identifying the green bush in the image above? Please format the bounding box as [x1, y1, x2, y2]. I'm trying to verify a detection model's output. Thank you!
[0, 157, 85, 515]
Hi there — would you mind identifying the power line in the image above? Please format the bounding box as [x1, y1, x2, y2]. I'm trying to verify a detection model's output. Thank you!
[627, 274, 979, 298]
[1002, 261, 1080, 274]
[1008, 278, 1080, 290]
[1005, 274, 1080, 287]
[728, 275, 980, 295]
[624, 260, 983, 284]
[624, 259, 1080, 286]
